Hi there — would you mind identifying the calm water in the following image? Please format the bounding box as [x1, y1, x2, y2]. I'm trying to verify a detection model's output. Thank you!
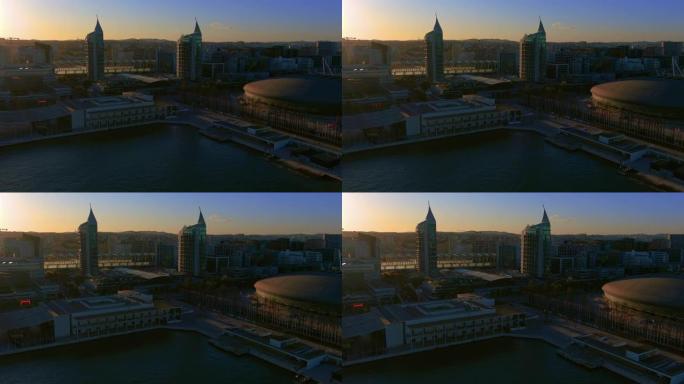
[0, 124, 339, 192]
[343, 338, 629, 384]
[343, 130, 657, 192]
[0, 330, 290, 384]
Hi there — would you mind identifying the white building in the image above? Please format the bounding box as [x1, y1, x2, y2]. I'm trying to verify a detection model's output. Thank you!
[401, 95, 520, 137]
[68, 93, 169, 132]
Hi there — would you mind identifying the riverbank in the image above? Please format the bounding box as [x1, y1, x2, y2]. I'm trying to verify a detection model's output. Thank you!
[0, 114, 341, 185]
[0, 123, 338, 191]
[341, 336, 628, 384]
[343, 129, 656, 192]
[0, 329, 290, 384]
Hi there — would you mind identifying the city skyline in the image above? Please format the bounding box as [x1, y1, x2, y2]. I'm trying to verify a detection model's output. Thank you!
[343, 0, 684, 42]
[0, 193, 341, 235]
[342, 193, 684, 235]
[1, 0, 341, 42]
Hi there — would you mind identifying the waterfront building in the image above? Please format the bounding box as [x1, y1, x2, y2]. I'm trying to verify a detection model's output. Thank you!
[79, 206, 98, 277]
[86, 17, 105, 82]
[0, 291, 181, 350]
[416, 205, 437, 276]
[425, 17, 444, 83]
[176, 20, 202, 81]
[519, 19, 547, 82]
[178, 210, 207, 277]
[520, 208, 551, 278]
[400, 95, 521, 137]
[342, 295, 526, 361]
[66, 93, 169, 132]
[573, 334, 684, 384]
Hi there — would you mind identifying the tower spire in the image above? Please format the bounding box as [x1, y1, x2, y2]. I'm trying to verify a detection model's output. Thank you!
[194, 18, 201, 34]
[541, 205, 550, 224]
[198, 206, 205, 225]
[538, 17, 545, 34]
[426, 202, 435, 222]
[433, 13, 442, 32]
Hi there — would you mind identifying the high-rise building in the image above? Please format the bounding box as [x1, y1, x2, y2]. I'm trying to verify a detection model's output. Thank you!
[178, 210, 207, 277]
[176, 20, 202, 81]
[416, 205, 438, 276]
[669, 234, 684, 250]
[324, 234, 342, 251]
[520, 208, 551, 278]
[519, 19, 547, 82]
[424, 16, 444, 83]
[661, 41, 683, 57]
[79, 206, 99, 276]
[86, 17, 105, 82]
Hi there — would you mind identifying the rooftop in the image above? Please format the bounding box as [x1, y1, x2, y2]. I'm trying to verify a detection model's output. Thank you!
[243, 76, 341, 115]
[254, 273, 341, 309]
[602, 276, 684, 312]
[591, 79, 684, 118]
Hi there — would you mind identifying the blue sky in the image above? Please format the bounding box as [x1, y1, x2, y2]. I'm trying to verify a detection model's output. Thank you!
[344, 0, 684, 41]
[1, 0, 341, 41]
[0, 193, 341, 234]
[343, 193, 684, 235]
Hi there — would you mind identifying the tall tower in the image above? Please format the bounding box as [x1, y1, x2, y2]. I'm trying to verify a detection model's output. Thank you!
[519, 19, 547, 82]
[86, 17, 105, 82]
[79, 206, 99, 276]
[424, 16, 444, 83]
[178, 209, 207, 277]
[176, 20, 203, 81]
[416, 204, 438, 276]
[520, 207, 551, 278]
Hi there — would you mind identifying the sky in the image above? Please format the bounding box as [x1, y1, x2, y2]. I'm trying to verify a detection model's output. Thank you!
[0, 0, 341, 41]
[343, 193, 684, 235]
[343, 0, 684, 42]
[0, 193, 341, 235]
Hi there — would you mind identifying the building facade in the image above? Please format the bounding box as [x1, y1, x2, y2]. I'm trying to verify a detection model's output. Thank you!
[520, 208, 551, 278]
[69, 93, 167, 132]
[176, 21, 202, 81]
[424, 17, 444, 83]
[519, 20, 547, 82]
[78, 207, 99, 277]
[86, 18, 105, 82]
[416, 205, 438, 276]
[178, 211, 207, 277]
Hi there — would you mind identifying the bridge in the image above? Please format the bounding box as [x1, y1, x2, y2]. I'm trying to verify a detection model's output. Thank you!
[391, 60, 498, 77]
[381, 256, 496, 271]
[44, 254, 156, 270]
[54, 60, 156, 76]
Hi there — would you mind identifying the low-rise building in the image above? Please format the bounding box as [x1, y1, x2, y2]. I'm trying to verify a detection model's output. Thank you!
[0, 291, 181, 350]
[343, 295, 526, 361]
[401, 95, 521, 137]
[67, 93, 170, 132]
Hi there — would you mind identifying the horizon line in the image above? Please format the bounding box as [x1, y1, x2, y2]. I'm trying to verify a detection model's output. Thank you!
[342, 229, 677, 236]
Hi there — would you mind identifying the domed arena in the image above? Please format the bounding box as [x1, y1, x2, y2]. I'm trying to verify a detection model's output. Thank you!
[254, 273, 341, 316]
[591, 79, 684, 120]
[602, 276, 684, 318]
[242, 76, 341, 146]
[590, 79, 684, 149]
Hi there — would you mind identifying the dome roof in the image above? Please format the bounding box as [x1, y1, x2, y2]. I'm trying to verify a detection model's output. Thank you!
[591, 79, 684, 118]
[243, 76, 341, 115]
[602, 277, 684, 313]
[254, 273, 341, 310]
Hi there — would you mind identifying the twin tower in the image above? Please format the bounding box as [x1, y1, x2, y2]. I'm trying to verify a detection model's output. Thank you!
[84, 18, 203, 82]
[424, 16, 547, 83]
